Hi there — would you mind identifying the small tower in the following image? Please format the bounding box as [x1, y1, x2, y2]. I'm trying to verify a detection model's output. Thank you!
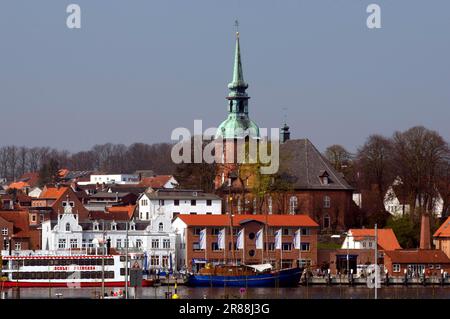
[280, 122, 290, 143]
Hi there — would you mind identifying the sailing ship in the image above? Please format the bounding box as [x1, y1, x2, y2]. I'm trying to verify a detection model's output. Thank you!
[186, 263, 302, 287]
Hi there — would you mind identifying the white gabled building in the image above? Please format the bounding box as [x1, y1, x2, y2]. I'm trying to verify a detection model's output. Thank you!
[41, 203, 177, 271]
[384, 178, 444, 217]
[78, 174, 140, 186]
[137, 189, 222, 221]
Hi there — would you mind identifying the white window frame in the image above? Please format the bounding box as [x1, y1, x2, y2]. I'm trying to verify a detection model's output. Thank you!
[289, 196, 298, 214]
[393, 264, 401, 272]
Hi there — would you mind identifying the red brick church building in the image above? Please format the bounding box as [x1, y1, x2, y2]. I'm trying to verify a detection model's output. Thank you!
[213, 31, 358, 233]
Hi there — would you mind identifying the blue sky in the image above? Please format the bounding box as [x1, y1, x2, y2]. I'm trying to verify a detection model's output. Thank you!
[0, 0, 449, 153]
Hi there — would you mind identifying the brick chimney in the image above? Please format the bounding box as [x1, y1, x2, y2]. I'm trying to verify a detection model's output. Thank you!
[419, 213, 431, 250]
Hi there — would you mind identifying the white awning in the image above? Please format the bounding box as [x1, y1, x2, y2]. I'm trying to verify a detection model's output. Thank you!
[245, 263, 273, 272]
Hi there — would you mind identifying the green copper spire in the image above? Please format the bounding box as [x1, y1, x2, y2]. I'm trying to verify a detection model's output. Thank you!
[215, 30, 260, 140]
[228, 32, 248, 91]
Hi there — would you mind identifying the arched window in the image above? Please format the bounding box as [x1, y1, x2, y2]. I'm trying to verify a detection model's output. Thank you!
[159, 222, 164, 232]
[268, 196, 273, 215]
[323, 196, 331, 208]
[65, 223, 70, 232]
[289, 196, 298, 214]
[323, 214, 331, 229]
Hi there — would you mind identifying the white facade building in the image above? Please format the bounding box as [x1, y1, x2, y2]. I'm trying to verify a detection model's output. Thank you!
[78, 174, 140, 186]
[137, 189, 222, 221]
[41, 204, 177, 271]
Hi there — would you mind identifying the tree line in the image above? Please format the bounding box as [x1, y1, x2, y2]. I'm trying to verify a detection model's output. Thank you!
[0, 143, 176, 182]
[324, 126, 450, 247]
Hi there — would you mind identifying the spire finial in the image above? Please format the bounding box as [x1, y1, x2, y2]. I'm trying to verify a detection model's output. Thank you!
[234, 19, 239, 37]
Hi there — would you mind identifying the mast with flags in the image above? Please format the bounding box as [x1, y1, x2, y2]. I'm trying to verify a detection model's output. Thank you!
[275, 228, 282, 269]
[236, 228, 244, 264]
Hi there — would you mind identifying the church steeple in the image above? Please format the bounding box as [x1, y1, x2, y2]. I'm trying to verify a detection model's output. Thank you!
[228, 32, 248, 92]
[215, 27, 260, 140]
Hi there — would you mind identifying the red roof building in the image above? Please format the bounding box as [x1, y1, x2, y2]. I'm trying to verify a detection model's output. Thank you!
[172, 214, 319, 272]
[384, 249, 450, 276]
[433, 216, 450, 259]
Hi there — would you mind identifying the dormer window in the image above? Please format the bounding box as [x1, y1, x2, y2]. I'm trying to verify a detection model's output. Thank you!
[159, 222, 164, 232]
[111, 222, 117, 231]
[129, 222, 136, 231]
[93, 222, 99, 231]
[319, 171, 331, 185]
[65, 223, 71, 232]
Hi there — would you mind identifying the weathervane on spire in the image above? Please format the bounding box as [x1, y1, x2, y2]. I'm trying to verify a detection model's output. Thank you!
[234, 19, 239, 37]
[282, 107, 288, 125]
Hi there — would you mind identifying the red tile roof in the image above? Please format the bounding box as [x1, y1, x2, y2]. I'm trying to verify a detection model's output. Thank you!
[384, 249, 450, 264]
[434, 216, 450, 238]
[0, 210, 33, 238]
[139, 175, 173, 188]
[175, 214, 319, 227]
[89, 205, 136, 221]
[8, 181, 30, 190]
[349, 228, 402, 250]
[39, 186, 68, 199]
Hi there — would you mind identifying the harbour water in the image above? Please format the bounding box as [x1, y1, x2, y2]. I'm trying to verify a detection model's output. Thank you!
[2, 286, 450, 299]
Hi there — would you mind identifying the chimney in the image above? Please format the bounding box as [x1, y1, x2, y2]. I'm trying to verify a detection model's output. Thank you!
[419, 213, 431, 250]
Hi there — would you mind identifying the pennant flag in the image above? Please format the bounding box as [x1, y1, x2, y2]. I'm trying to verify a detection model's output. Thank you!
[236, 229, 244, 249]
[293, 228, 301, 250]
[275, 228, 282, 250]
[256, 228, 264, 249]
[199, 228, 207, 250]
[218, 228, 226, 250]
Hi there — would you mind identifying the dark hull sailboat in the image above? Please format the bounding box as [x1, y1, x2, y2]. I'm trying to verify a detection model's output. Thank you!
[186, 264, 302, 287]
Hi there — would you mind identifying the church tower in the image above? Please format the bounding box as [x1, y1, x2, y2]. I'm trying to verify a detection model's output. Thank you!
[214, 29, 260, 190]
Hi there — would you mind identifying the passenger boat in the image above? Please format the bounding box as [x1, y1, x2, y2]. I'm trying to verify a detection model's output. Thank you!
[0, 253, 153, 288]
[186, 263, 302, 287]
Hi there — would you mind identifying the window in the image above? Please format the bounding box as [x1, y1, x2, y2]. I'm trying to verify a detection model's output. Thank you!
[206, 199, 212, 206]
[1, 228, 8, 236]
[193, 242, 201, 250]
[283, 228, 290, 236]
[163, 239, 170, 249]
[211, 242, 220, 251]
[282, 243, 292, 251]
[136, 239, 142, 248]
[158, 222, 164, 232]
[66, 223, 71, 232]
[14, 242, 21, 250]
[93, 222, 99, 231]
[301, 228, 310, 236]
[31, 215, 37, 222]
[323, 214, 331, 229]
[174, 199, 180, 206]
[323, 196, 331, 208]
[116, 239, 122, 248]
[152, 239, 159, 249]
[111, 223, 117, 231]
[146, 212, 149, 220]
[141, 199, 148, 206]
[435, 264, 441, 270]
[162, 256, 169, 268]
[124, 239, 129, 248]
[193, 228, 202, 235]
[268, 196, 273, 214]
[393, 264, 401, 272]
[212, 228, 221, 235]
[70, 239, 78, 249]
[289, 196, 298, 214]
[151, 256, 159, 266]
[58, 239, 66, 249]
[62, 201, 74, 207]
[300, 243, 310, 251]
[159, 200, 165, 206]
[191, 200, 196, 206]
[130, 223, 135, 231]
[321, 176, 329, 185]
